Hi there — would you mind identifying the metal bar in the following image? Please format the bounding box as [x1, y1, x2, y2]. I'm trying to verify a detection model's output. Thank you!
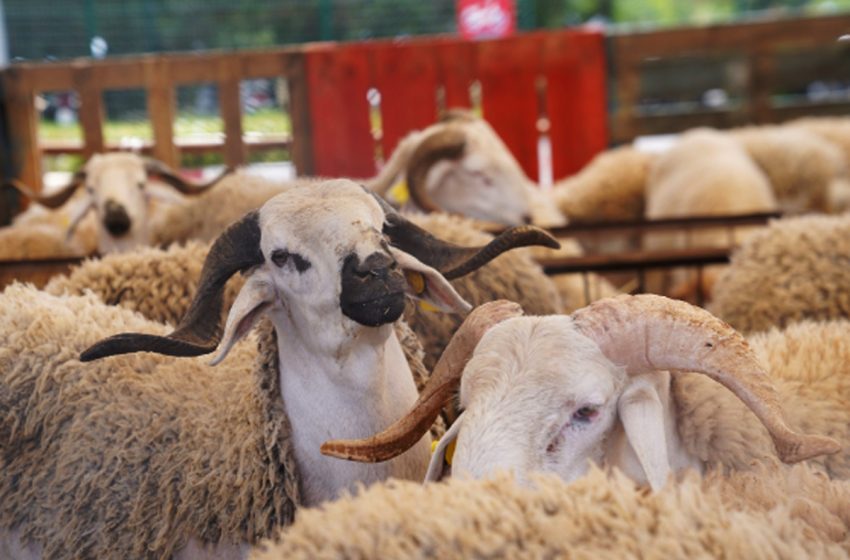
[540, 246, 731, 275]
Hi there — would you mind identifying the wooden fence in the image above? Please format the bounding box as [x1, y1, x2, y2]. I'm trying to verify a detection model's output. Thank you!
[0, 28, 607, 194]
[610, 13, 850, 143]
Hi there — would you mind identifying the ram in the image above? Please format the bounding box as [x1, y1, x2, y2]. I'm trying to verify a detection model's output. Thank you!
[324, 294, 841, 493]
[5, 152, 231, 254]
[0, 179, 549, 559]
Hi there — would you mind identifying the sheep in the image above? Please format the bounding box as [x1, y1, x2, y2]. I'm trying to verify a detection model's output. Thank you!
[250, 465, 850, 559]
[709, 213, 850, 334]
[643, 128, 778, 300]
[5, 152, 232, 254]
[550, 144, 654, 223]
[46, 212, 566, 373]
[368, 109, 566, 228]
[0, 179, 549, 559]
[730, 124, 847, 214]
[322, 294, 841, 494]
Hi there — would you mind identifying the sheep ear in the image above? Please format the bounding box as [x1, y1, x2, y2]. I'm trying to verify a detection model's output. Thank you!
[388, 247, 471, 314]
[209, 270, 275, 366]
[618, 375, 671, 492]
[425, 412, 465, 483]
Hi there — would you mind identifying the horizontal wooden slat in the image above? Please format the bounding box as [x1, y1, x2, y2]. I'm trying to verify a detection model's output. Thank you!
[540, 246, 731, 274]
[0, 256, 86, 289]
[40, 136, 291, 156]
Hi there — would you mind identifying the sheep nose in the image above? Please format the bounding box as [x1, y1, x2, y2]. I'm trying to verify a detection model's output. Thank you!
[346, 252, 397, 280]
[103, 200, 132, 237]
[521, 214, 533, 225]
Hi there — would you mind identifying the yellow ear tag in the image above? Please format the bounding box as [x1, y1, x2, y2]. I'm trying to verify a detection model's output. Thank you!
[405, 270, 440, 312]
[388, 179, 410, 206]
[430, 438, 457, 466]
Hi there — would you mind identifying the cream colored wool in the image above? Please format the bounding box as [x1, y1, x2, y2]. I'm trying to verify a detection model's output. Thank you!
[0, 284, 299, 559]
[551, 145, 653, 223]
[644, 128, 778, 299]
[791, 116, 850, 167]
[151, 171, 291, 246]
[673, 318, 850, 478]
[0, 223, 88, 259]
[731, 124, 845, 214]
[252, 464, 850, 559]
[710, 213, 850, 333]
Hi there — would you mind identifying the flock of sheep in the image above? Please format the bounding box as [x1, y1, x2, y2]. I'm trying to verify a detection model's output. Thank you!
[2, 108, 850, 559]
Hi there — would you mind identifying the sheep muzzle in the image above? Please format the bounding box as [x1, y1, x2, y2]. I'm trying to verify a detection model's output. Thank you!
[340, 252, 406, 327]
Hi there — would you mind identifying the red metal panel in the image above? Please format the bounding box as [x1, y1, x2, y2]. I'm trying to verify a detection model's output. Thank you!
[373, 41, 440, 160]
[477, 33, 543, 181]
[303, 44, 375, 178]
[435, 40, 476, 110]
[544, 30, 608, 179]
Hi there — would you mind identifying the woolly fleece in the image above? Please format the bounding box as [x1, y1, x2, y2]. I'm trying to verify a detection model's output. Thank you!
[710, 213, 850, 333]
[252, 464, 850, 559]
[0, 284, 300, 559]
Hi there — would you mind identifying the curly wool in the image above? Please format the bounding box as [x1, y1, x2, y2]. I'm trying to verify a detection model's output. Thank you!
[673, 319, 850, 478]
[731, 124, 845, 214]
[0, 284, 299, 559]
[252, 464, 850, 559]
[709, 213, 850, 333]
[151, 171, 291, 246]
[551, 145, 653, 222]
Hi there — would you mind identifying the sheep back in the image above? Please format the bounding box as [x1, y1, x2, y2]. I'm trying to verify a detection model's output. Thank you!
[0, 284, 299, 559]
[252, 464, 850, 559]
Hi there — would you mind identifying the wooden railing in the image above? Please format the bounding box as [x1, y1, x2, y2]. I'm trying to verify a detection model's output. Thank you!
[610, 13, 850, 143]
[0, 28, 608, 196]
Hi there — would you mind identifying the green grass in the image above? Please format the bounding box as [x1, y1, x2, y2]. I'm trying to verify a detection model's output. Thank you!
[38, 108, 292, 144]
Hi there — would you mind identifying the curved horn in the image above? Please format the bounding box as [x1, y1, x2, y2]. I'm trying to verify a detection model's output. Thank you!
[570, 294, 841, 464]
[143, 157, 234, 195]
[405, 126, 466, 213]
[80, 211, 264, 361]
[382, 211, 559, 280]
[6, 173, 86, 209]
[321, 300, 523, 463]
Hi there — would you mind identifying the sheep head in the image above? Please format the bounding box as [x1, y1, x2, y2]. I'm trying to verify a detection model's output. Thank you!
[80, 179, 559, 364]
[7, 152, 232, 254]
[401, 111, 564, 227]
[322, 294, 840, 490]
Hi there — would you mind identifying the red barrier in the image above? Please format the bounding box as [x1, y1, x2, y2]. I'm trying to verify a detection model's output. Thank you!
[303, 28, 608, 181]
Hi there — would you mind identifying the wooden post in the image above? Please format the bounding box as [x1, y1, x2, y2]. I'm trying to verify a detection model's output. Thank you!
[286, 51, 315, 177]
[218, 56, 245, 167]
[74, 62, 105, 159]
[1, 68, 41, 192]
[144, 57, 178, 167]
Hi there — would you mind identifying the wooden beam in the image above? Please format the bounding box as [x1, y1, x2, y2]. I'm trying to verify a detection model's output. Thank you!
[1, 68, 41, 192]
[218, 56, 245, 167]
[144, 57, 178, 166]
[73, 63, 105, 158]
[287, 52, 315, 176]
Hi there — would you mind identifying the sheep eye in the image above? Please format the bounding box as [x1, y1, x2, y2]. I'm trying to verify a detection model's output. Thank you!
[271, 249, 311, 272]
[572, 406, 598, 424]
[137, 181, 145, 190]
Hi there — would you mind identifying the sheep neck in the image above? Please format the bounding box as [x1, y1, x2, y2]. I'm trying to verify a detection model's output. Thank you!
[270, 308, 430, 506]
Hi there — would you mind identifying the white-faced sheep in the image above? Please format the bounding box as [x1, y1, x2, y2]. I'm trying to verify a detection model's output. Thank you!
[5, 152, 231, 254]
[710, 213, 850, 334]
[324, 294, 841, 493]
[368, 109, 566, 228]
[251, 464, 850, 559]
[0, 180, 559, 559]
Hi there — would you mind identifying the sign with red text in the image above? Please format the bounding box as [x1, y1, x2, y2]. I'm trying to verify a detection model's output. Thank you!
[457, 0, 516, 40]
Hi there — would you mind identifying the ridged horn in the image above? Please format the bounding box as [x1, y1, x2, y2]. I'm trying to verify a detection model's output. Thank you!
[570, 294, 841, 464]
[382, 210, 559, 280]
[6, 172, 86, 208]
[321, 300, 523, 462]
[405, 126, 466, 213]
[80, 211, 264, 361]
[143, 157, 234, 195]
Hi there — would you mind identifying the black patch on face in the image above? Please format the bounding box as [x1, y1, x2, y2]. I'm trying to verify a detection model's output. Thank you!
[103, 199, 131, 237]
[340, 252, 406, 327]
[271, 249, 311, 272]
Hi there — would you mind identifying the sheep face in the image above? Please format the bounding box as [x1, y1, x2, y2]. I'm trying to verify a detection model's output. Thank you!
[84, 153, 152, 252]
[449, 316, 625, 483]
